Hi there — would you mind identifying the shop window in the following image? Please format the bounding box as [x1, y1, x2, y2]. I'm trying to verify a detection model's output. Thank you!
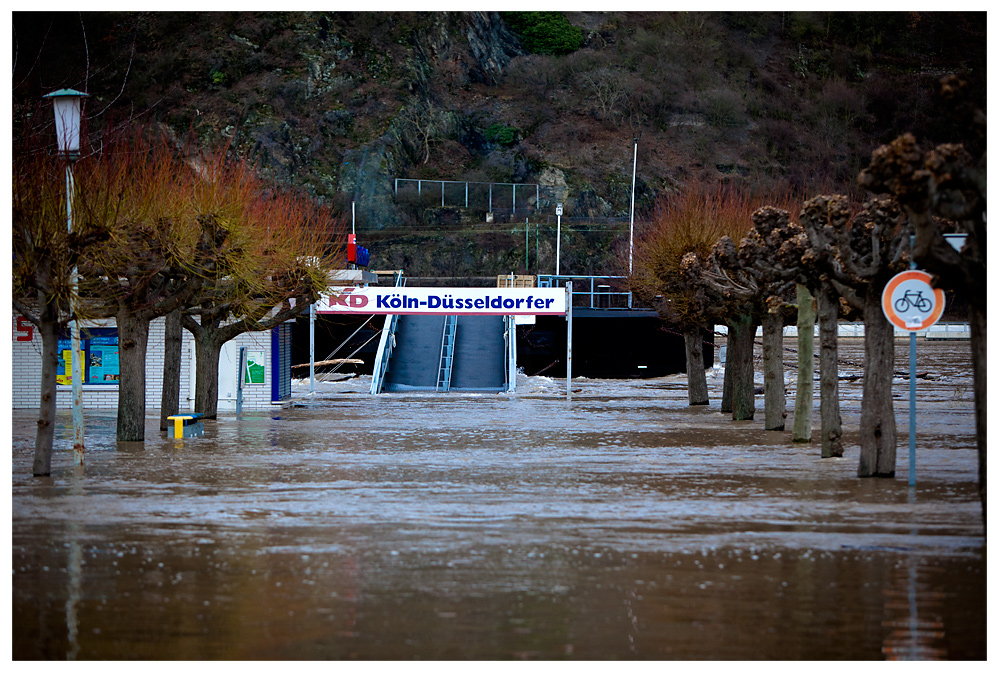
[58, 327, 119, 385]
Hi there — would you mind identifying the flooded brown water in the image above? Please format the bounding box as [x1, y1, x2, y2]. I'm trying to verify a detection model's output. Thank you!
[11, 339, 984, 659]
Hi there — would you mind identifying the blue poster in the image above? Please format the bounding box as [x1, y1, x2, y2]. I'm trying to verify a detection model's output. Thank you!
[57, 328, 120, 385]
[88, 334, 120, 383]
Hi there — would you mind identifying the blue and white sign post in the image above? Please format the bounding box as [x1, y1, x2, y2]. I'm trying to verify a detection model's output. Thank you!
[881, 269, 946, 486]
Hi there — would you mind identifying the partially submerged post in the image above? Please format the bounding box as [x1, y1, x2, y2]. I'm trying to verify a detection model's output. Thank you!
[566, 281, 573, 401]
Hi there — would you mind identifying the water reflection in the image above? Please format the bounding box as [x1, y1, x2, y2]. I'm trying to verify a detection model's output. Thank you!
[11, 340, 984, 659]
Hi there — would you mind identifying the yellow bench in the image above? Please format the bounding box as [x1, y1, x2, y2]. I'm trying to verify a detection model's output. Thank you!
[166, 413, 204, 438]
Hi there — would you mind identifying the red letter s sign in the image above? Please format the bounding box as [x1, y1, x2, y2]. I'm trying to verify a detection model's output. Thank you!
[13, 317, 34, 342]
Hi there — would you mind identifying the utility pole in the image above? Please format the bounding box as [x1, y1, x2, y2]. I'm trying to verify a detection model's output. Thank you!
[629, 137, 638, 308]
[629, 137, 637, 275]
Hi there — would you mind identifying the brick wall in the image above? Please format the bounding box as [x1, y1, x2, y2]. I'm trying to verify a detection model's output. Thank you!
[12, 314, 288, 412]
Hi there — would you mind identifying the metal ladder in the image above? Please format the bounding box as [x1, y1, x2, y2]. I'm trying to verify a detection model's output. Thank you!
[436, 315, 457, 392]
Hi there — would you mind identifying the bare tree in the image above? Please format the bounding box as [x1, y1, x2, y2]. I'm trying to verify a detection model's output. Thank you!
[182, 192, 343, 419]
[799, 195, 909, 476]
[630, 187, 761, 407]
[683, 229, 795, 426]
[857, 76, 986, 513]
[12, 113, 108, 474]
[392, 99, 455, 165]
[76, 130, 234, 442]
[579, 67, 628, 121]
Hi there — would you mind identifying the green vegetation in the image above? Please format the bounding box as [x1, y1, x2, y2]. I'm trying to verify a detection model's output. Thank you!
[483, 123, 519, 146]
[503, 12, 582, 55]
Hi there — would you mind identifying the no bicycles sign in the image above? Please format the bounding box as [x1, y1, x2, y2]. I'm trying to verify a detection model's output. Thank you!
[881, 270, 946, 331]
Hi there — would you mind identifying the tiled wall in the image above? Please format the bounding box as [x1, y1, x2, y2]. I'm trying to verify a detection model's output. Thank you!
[12, 314, 285, 412]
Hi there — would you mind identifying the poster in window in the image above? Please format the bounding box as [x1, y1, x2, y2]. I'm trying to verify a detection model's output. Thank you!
[56, 335, 79, 385]
[57, 349, 74, 385]
[88, 333, 119, 383]
[244, 351, 265, 384]
[56, 328, 119, 385]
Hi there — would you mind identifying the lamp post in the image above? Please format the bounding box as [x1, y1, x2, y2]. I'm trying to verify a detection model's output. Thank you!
[555, 203, 563, 276]
[44, 88, 89, 466]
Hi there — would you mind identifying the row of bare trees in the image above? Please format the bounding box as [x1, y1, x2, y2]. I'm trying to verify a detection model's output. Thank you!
[13, 113, 346, 475]
[630, 79, 985, 516]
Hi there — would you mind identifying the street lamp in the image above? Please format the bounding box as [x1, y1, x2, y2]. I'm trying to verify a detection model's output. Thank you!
[555, 202, 563, 276]
[44, 88, 89, 465]
[45, 89, 88, 159]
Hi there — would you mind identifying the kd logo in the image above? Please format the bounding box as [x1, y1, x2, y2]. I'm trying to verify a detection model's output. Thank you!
[329, 289, 368, 308]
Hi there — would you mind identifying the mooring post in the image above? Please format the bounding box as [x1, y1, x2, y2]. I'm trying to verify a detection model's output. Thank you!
[566, 281, 573, 402]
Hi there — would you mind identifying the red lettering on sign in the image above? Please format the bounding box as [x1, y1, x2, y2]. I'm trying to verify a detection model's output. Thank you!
[13, 317, 34, 342]
[348, 295, 368, 308]
[328, 288, 354, 307]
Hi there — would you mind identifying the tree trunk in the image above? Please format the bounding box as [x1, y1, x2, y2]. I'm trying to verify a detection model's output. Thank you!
[116, 311, 151, 442]
[792, 285, 815, 442]
[857, 288, 897, 478]
[969, 304, 986, 523]
[728, 314, 756, 421]
[762, 312, 786, 431]
[721, 340, 733, 414]
[817, 285, 842, 457]
[683, 325, 709, 405]
[194, 335, 223, 420]
[159, 310, 183, 432]
[33, 287, 60, 476]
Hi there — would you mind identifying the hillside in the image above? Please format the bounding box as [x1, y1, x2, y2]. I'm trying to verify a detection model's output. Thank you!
[12, 11, 986, 277]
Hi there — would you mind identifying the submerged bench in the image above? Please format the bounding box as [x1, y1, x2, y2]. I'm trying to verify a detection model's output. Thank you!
[166, 413, 205, 438]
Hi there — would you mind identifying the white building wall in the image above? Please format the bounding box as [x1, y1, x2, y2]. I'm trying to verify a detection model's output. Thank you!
[12, 314, 287, 412]
[215, 330, 276, 412]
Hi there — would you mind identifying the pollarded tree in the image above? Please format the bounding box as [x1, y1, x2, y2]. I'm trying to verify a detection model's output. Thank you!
[182, 183, 345, 419]
[746, 205, 855, 450]
[793, 199, 856, 458]
[76, 129, 234, 441]
[630, 185, 765, 407]
[682, 229, 795, 426]
[799, 195, 909, 477]
[733, 206, 814, 432]
[857, 76, 986, 514]
[630, 188, 752, 405]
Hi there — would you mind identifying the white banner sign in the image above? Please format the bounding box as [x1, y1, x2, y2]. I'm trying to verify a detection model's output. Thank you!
[317, 287, 566, 315]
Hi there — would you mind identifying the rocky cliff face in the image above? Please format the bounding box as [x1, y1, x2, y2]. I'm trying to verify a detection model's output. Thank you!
[14, 11, 986, 275]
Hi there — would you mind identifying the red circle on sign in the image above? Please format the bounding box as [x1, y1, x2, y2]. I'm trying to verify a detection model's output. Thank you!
[881, 270, 945, 331]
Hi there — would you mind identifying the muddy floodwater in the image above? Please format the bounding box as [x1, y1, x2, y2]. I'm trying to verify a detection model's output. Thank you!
[11, 338, 985, 660]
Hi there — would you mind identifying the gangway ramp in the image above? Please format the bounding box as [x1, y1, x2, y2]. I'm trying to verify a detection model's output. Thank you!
[379, 314, 510, 393]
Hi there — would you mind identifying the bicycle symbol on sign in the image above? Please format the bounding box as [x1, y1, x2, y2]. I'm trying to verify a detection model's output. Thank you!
[894, 289, 933, 314]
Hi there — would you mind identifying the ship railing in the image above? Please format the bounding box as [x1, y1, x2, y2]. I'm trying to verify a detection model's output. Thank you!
[535, 275, 634, 310]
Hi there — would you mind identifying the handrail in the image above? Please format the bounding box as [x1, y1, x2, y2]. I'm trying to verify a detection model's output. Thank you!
[536, 274, 634, 309]
[369, 271, 405, 394]
[436, 315, 457, 392]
